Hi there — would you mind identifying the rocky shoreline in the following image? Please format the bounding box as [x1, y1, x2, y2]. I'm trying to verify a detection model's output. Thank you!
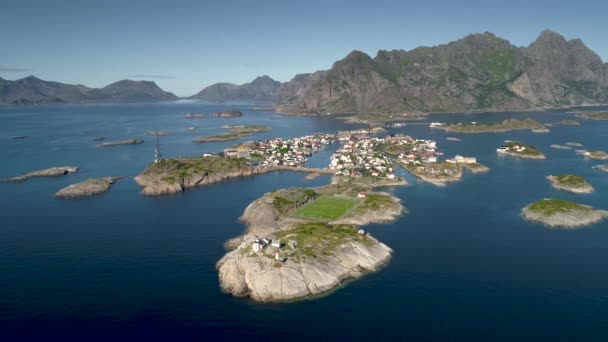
[1, 166, 79, 183]
[596, 165, 608, 173]
[55, 177, 121, 199]
[216, 186, 405, 302]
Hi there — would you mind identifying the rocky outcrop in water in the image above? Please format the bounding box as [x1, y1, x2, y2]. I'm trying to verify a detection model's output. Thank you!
[213, 111, 243, 118]
[522, 199, 608, 228]
[1, 166, 79, 183]
[55, 177, 121, 199]
[98, 139, 144, 147]
[547, 174, 594, 194]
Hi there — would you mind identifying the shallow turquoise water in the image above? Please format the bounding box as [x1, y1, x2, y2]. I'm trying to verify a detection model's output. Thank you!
[1, 102, 607, 341]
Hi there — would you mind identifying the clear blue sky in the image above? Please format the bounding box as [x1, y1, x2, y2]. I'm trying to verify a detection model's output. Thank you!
[1, 0, 607, 96]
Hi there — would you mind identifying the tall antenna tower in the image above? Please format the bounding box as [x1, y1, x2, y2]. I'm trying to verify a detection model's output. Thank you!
[154, 130, 162, 163]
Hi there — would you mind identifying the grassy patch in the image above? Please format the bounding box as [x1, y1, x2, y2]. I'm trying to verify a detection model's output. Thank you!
[271, 188, 317, 214]
[295, 196, 358, 220]
[503, 141, 543, 156]
[555, 174, 588, 188]
[528, 199, 590, 216]
[351, 194, 395, 216]
[274, 222, 373, 259]
[145, 156, 247, 183]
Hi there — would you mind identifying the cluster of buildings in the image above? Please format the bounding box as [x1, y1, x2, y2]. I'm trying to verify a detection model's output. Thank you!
[396, 136, 440, 164]
[225, 134, 336, 167]
[252, 237, 281, 253]
[329, 133, 400, 178]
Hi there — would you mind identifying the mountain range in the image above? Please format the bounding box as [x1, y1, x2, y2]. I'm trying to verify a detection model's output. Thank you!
[196, 30, 608, 114]
[2, 30, 606, 113]
[0, 76, 177, 105]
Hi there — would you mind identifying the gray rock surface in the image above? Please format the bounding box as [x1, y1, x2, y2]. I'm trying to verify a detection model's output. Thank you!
[522, 205, 608, 229]
[55, 177, 120, 199]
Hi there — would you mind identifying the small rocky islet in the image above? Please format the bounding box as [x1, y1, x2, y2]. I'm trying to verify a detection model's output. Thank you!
[1, 166, 79, 183]
[577, 149, 608, 160]
[496, 141, 545, 159]
[213, 110, 243, 118]
[97, 138, 144, 147]
[522, 199, 608, 229]
[546, 174, 593, 194]
[193, 125, 271, 143]
[55, 177, 121, 199]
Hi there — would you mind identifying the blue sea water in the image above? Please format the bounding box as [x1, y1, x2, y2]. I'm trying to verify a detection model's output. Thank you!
[0, 102, 607, 341]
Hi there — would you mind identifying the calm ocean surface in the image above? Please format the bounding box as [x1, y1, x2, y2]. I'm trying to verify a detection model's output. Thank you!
[1, 101, 607, 341]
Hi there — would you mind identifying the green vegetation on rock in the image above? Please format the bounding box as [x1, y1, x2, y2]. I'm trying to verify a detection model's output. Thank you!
[274, 222, 373, 260]
[528, 199, 590, 216]
[555, 174, 587, 188]
[145, 156, 247, 183]
[295, 196, 358, 220]
[441, 118, 543, 133]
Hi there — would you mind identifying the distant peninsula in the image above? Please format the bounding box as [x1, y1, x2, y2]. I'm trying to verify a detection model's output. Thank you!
[193, 125, 271, 143]
[569, 111, 608, 120]
[522, 199, 608, 228]
[433, 118, 544, 133]
[0, 76, 177, 105]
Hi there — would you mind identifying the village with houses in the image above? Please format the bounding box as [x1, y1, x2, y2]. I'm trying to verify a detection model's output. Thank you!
[214, 127, 486, 186]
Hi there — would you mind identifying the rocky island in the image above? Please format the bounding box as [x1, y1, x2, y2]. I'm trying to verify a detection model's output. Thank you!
[213, 110, 243, 118]
[550, 144, 572, 150]
[547, 174, 594, 194]
[184, 113, 205, 118]
[401, 160, 489, 186]
[558, 120, 580, 126]
[577, 149, 608, 160]
[496, 141, 545, 159]
[55, 177, 121, 199]
[217, 184, 405, 302]
[1, 166, 79, 183]
[522, 199, 608, 229]
[98, 139, 144, 147]
[433, 118, 545, 133]
[193, 125, 271, 143]
[596, 165, 608, 173]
